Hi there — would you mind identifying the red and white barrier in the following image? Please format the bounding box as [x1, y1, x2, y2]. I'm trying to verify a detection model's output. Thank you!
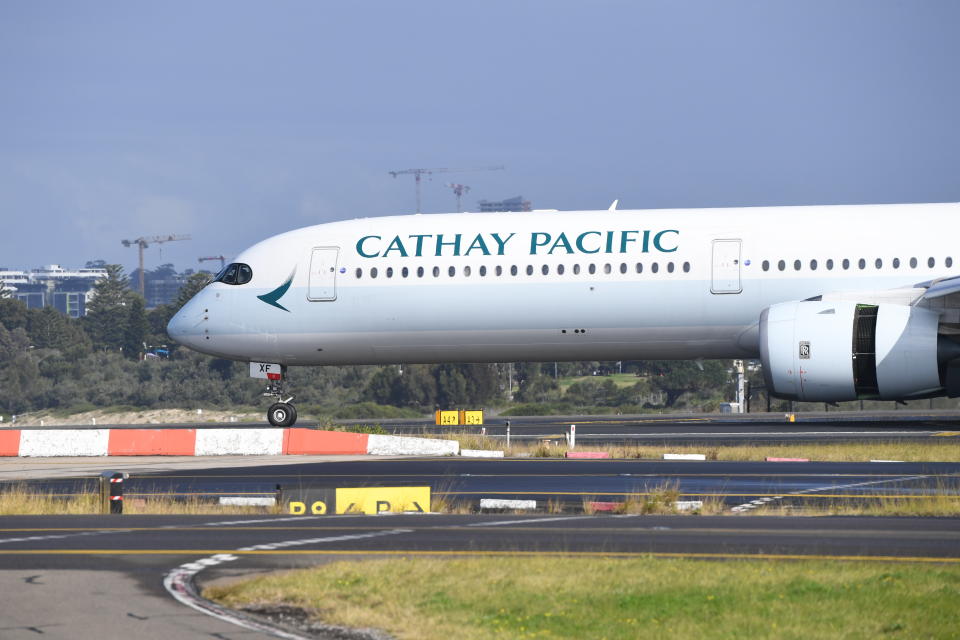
[0, 428, 458, 458]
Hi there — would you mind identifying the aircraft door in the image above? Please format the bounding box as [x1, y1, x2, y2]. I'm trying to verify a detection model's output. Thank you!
[711, 239, 742, 294]
[308, 247, 339, 301]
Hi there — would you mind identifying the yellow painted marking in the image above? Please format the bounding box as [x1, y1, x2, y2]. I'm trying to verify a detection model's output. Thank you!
[933, 431, 960, 437]
[0, 549, 956, 563]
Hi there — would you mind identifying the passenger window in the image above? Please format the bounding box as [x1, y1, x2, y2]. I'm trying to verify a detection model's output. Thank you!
[929, 257, 936, 268]
[858, 259, 866, 270]
[386, 267, 393, 278]
[542, 264, 549, 275]
[573, 264, 581, 275]
[496, 265, 503, 276]
[778, 260, 786, 271]
[402, 267, 409, 278]
[682, 262, 690, 273]
[464, 266, 471, 277]
[810, 259, 817, 271]
[910, 257, 917, 268]
[762, 260, 770, 271]
[619, 263, 627, 274]
[417, 266, 424, 278]
[433, 266, 440, 277]
[355, 268, 362, 279]
[667, 262, 675, 273]
[826, 259, 834, 270]
[370, 267, 378, 279]
[947, 257, 954, 268]
[794, 260, 801, 271]
[479, 266, 487, 276]
[526, 265, 534, 276]
[892, 258, 900, 269]
[603, 263, 612, 274]
[448, 266, 456, 277]
[651, 262, 659, 273]
[842, 259, 850, 270]
[510, 265, 518, 276]
[557, 264, 565, 275]
[588, 264, 597, 275]
[875, 259, 882, 269]
[636, 262, 643, 273]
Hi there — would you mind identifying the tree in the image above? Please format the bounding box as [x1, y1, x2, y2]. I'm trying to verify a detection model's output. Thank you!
[123, 295, 149, 357]
[82, 264, 132, 353]
[647, 360, 730, 407]
[173, 272, 213, 311]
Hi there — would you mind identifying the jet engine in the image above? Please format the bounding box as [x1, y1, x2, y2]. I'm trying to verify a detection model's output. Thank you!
[759, 300, 948, 402]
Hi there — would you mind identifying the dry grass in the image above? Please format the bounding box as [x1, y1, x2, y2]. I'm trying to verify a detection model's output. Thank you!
[0, 485, 279, 515]
[432, 431, 960, 462]
[0, 485, 101, 515]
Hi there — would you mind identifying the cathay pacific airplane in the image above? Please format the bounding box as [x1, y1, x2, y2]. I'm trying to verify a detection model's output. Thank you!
[167, 202, 960, 426]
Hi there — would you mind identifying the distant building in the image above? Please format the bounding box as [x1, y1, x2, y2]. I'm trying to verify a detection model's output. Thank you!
[132, 264, 191, 308]
[477, 196, 532, 213]
[0, 264, 107, 318]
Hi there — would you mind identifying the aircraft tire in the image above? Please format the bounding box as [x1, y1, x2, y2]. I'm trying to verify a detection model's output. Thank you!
[267, 402, 297, 427]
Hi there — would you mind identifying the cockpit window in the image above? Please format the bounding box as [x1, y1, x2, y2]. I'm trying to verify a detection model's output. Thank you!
[215, 263, 253, 285]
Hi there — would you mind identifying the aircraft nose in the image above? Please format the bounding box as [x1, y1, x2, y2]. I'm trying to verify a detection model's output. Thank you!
[166, 298, 205, 349]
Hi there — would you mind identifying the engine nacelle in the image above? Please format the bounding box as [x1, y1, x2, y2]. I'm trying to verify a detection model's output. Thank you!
[760, 301, 943, 402]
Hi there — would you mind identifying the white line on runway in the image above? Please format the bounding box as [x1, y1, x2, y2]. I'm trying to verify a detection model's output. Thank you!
[468, 515, 604, 527]
[164, 528, 413, 640]
[730, 474, 930, 513]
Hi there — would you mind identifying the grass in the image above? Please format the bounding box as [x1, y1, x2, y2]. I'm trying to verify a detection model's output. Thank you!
[432, 431, 960, 462]
[205, 556, 960, 640]
[556, 372, 643, 391]
[0, 485, 281, 515]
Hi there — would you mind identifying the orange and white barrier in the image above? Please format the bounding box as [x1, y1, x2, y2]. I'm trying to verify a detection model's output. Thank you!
[0, 428, 458, 457]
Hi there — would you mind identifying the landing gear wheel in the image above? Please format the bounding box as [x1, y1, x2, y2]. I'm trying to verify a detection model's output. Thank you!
[267, 402, 297, 427]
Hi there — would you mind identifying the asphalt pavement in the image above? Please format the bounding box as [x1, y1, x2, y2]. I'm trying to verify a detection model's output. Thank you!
[10, 410, 960, 445]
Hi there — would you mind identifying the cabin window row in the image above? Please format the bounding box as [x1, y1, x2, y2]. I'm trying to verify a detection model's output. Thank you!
[354, 261, 693, 280]
[760, 256, 954, 272]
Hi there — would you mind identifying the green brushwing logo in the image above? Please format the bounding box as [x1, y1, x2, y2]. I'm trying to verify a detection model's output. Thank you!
[258, 268, 295, 312]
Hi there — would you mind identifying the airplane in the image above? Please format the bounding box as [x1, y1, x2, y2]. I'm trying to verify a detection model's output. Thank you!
[167, 201, 960, 426]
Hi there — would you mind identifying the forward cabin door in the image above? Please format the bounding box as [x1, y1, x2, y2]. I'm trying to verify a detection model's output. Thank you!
[711, 239, 742, 294]
[308, 247, 339, 301]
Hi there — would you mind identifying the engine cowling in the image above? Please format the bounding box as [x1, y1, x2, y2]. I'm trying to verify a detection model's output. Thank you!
[759, 300, 944, 402]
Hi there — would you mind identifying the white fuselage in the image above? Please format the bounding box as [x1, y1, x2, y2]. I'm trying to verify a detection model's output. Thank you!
[167, 203, 959, 366]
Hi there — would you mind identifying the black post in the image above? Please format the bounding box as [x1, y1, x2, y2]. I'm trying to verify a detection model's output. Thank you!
[100, 471, 125, 514]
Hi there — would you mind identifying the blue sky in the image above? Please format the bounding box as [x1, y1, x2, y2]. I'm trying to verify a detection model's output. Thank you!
[1, 1, 958, 274]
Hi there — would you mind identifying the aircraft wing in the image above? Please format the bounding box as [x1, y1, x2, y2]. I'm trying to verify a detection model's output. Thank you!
[914, 275, 960, 300]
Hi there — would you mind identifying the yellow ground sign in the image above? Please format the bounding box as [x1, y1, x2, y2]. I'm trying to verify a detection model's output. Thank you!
[460, 410, 484, 425]
[435, 410, 459, 425]
[335, 486, 431, 514]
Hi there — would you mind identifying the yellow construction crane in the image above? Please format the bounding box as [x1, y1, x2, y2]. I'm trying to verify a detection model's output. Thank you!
[389, 166, 503, 213]
[121, 234, 191, 296]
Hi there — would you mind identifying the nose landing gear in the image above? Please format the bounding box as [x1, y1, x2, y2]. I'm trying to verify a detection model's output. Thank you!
[267, 401, 297, 427]
[262, 366, 297, 427]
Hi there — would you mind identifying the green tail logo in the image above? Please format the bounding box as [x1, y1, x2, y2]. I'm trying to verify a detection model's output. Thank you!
[258, 268, 295, 312]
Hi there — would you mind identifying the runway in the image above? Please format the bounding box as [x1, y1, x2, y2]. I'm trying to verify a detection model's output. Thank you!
[14, 410, 960, 446]
[4, 414, 959, 638]
[0, 512, 957, 639]
[12, 458, 960, 512]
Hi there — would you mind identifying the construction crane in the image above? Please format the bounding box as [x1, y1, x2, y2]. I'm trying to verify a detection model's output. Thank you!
[198, 255, 226, 271]
[445, 183, 471, 213]
[121, 234, 191, 296]
[389, 166, 504, 213]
